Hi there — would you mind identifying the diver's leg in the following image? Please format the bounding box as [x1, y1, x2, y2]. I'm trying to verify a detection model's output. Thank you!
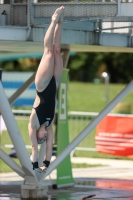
[28, 114, 47, 173]
[39, 126, 54, 171]
[35, 6, 64, 93]
[39, 15, 64, 171]
[28, 117, 38, 163]
[53, 13, 64, 89]
[39, 10, 64, 172]
[45, 126, 54, 161]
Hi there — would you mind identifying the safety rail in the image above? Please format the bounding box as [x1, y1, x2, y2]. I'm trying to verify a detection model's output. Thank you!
[11, 109, 99, 117]
[1, 110, 132, 156]
[31, 1, 117, 25]
[0, 110, 98, 154]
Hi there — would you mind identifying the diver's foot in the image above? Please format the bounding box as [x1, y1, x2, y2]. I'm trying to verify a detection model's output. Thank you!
[39, 160, 50, 172]
[52, 6, 64, 23]
[31, 162, 45, 173]
[59, 10, 64, 23]
[34, 167, 45, 174]
[39, 165, 47, 172]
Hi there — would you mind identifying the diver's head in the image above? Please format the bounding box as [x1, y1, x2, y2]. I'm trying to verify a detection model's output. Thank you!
[37, 125, 47, 144]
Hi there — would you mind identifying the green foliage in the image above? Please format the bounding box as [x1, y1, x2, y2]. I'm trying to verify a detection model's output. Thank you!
[68, 82, 133, 113]
[0, 158, 21, 173]
[68, 52, 99, 82]
[0, 61, 20, 71]
[98, 53, 133, 83]
[68, 52, 133, 83]
[0, 58, 40, 72]
[0, 52, 133, 83]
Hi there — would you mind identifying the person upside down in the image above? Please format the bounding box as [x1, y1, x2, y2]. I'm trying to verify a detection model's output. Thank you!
[28, 6, 64, 173]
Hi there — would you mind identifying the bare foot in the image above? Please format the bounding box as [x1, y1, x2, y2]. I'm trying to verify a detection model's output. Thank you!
[35, 168, 45, 174]
[52, 6, 65, 23]
[59, 11, 64, 23]
[39, 165, 47, 172]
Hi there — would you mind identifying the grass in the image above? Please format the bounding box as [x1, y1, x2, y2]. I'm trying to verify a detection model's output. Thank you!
[0, 160, 106, 173]
[68, 82, 133, 159]
[0, 158, 21, 173]
[68, 82, 133, 113]
[0, 82, 133, 172]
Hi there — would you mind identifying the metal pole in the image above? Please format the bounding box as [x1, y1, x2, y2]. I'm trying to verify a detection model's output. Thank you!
[105, 75, 109, 105]
[0, 82, 38, 184]
[117, 0, 121, 16]
[10, 0, 14, 25]
[27, 0, 32, 40]
[101, 72, 109, 106]
[0, 68, 2, 81]
[30, 0, 34, 25]
[62, 49, 70, 69]
[27, 0, 30, 27]
[8, 72, 36, 105]
[44, 80, 133, 178]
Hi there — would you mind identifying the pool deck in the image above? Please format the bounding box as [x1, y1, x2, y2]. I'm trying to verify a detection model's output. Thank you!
[0, 157, 133, 199]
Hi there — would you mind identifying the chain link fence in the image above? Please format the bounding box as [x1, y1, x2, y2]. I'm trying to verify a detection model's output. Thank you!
[0, 0, 118, 26]
[32, 1, 117, 25]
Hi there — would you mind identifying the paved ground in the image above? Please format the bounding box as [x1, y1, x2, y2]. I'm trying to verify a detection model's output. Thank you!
[0, 157, 133, 199]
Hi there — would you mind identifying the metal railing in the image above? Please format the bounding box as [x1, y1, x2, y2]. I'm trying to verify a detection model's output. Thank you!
[31, 0, 118, 26]
[0, 110, 97, 156]
[2, 110, 133, 156]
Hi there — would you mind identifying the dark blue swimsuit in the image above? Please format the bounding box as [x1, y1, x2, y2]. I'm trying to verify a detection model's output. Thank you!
[34, 76, 56, 128]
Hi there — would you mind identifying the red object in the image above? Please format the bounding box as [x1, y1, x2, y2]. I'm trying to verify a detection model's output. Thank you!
[96, 179, 133, 190]
[82, 194, 96, 200]
[96, 114, 133, 157]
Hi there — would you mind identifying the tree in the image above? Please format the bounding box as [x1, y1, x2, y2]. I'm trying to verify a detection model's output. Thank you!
[0, 52, 133, 83]
[68, 52, 133, 83]
[68, 52, 99, 82]
[0, 58, 40, 72]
